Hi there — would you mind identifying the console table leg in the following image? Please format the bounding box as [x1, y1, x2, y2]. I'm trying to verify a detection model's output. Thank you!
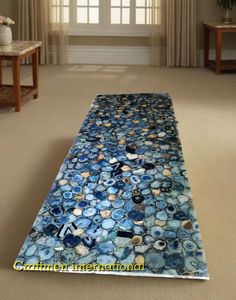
[12, 57, 21, 112]
[0, 57, 2, 85]
[204, 26, 210, 67]
[215, 30, 223, 75]
[32, 48, 39, 99]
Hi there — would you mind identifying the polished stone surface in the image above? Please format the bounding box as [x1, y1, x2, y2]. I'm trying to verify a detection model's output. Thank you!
[204, 21, 236, 28]
[0, 40, 41, 56]
[14, 93, 209, 279]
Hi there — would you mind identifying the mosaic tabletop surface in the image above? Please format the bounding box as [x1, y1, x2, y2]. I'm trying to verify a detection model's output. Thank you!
[204, 21, 236, 28]
[14, 93, 209, 279]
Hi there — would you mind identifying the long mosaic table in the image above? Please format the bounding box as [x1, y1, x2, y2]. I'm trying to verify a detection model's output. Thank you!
[14, 93, 209, 280]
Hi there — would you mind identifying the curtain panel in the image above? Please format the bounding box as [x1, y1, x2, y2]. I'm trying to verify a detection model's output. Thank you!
[150, 0, 197, 67]
[18, 0, 68, 65]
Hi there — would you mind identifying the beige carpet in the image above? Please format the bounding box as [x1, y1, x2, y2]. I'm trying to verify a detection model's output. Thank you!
[0, 65, 236, 300]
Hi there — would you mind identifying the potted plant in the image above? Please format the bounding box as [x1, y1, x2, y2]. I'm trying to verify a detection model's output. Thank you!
[0, 15, 15, 46]
[217, 0, 236, 24]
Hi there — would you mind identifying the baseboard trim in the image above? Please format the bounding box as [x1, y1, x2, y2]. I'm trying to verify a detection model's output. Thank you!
[69, 46, 236, 66]
[68, 45, 151, 65]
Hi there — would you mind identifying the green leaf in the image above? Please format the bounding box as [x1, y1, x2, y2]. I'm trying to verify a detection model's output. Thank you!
[217, 0, 236, 9]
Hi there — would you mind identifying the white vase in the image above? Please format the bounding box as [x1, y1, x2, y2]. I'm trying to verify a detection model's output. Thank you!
[0, 25, 12, 46]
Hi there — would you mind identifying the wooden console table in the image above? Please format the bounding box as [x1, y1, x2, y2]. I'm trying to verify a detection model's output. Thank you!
[0, 41, 41, 112]
[203, 22, 236, 74]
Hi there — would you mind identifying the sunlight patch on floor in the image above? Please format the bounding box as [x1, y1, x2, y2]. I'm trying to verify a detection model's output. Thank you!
[66, 65, 128, 73]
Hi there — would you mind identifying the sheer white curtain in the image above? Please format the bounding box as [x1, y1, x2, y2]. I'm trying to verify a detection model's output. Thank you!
[150, 0, 197, 67]
[18, 0, 68, 65]
[150, 0, 166, 66]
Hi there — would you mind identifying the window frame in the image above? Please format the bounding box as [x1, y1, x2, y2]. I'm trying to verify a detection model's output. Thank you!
[67, 0, 160, 37]
[70, 0, 105, 35]
[51, 0, 70, 24]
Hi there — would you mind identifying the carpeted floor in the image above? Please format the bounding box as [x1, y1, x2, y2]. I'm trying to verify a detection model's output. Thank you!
[0, 65, 235, 300]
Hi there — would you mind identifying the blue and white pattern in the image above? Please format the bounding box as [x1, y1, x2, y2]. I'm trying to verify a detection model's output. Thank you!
[14, 93, 209, 279]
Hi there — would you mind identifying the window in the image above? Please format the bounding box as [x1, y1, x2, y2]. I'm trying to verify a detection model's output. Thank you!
[52, 0, 70, 23]
[52, 0, 161, 36]
[77, 0, 100, 24]
[110, 0, 130, 25]
[136, 0, 152, 25]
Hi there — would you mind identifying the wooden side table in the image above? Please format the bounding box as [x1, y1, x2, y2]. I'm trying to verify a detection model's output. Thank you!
[0, 41, 41, 112]
[203, 22, 236, 74]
